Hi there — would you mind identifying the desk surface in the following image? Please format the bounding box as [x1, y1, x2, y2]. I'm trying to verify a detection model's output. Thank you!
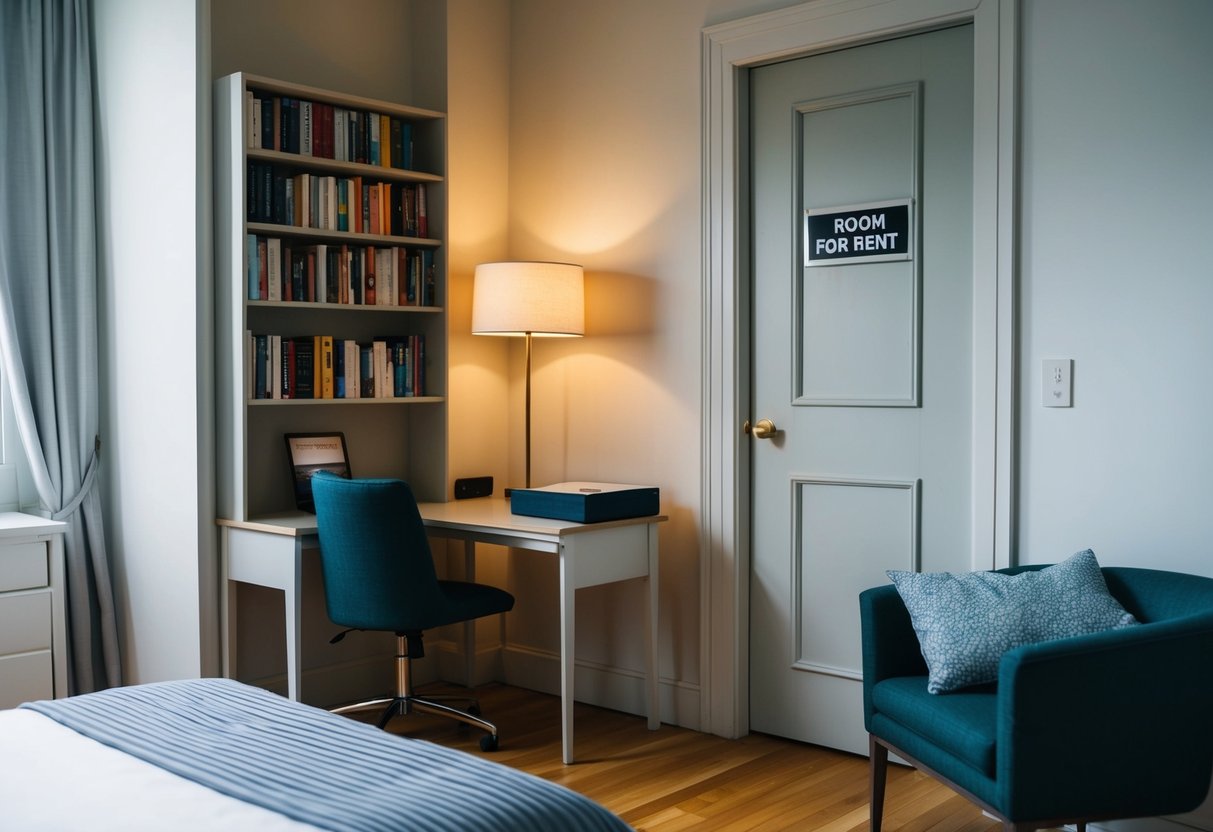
[216, 498, 667, 539]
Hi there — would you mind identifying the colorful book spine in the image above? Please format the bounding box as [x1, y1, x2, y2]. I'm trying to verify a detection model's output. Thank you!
[253, 335, 268, 399]
[334, 339, 345, 398]
[417, 184, 427, 238]
[281, 338, 293, 399]
[359, 344, 374, 398]
[246, 234, 259, 300]
[319, 335, 334, 399]
[292, 337, 314, 399]
[421, 249, 435, 306]
[346, 340, 360, 399]
[380, 115, 391, 167]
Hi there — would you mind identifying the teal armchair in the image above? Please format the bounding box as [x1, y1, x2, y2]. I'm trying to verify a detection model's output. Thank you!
[860, 565, 1213, 831]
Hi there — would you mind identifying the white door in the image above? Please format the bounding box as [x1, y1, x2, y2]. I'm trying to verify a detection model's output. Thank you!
[749, 25, 974, 754]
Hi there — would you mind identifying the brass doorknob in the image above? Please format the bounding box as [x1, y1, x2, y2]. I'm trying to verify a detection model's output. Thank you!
[744, 418, 778, 439]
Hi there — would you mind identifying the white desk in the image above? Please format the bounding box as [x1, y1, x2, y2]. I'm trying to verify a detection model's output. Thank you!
[218, 498, 665, 764]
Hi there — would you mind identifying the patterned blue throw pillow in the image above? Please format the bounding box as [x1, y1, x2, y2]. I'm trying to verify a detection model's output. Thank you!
[887, 550, 1138, 693]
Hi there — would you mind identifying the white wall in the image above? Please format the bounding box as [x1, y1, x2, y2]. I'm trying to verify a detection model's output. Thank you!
[94, 0, 207, 684]
[209, 0, 419, 108]
[446, 1, 510, 490]
[1017, 0, 1213, 579]
[497, 0, 726, 724]
[444, 0, 514, 669]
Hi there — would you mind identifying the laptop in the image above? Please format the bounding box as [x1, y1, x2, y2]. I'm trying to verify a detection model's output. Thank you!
[284, 432, 352, 513]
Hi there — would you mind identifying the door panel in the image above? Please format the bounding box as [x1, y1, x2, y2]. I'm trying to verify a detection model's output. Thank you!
[749, 25, 973, 754]
[793, 478, 919, 676]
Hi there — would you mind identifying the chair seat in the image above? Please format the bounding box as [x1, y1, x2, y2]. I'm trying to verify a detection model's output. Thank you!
[871, 676, 997, 776]
[430, 580, 516, 629]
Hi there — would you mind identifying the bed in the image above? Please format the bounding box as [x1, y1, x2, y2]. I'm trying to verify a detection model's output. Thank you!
[0, 677, 631, 831]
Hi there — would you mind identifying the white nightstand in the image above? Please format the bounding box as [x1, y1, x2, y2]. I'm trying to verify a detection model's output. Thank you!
[0, 513, 67, 708]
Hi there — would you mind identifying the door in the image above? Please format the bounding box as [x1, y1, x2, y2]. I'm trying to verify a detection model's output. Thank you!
[748, 25, 974, 754]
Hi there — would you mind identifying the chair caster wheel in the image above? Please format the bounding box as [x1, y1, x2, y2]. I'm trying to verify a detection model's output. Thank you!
[480, 733, 499, 752]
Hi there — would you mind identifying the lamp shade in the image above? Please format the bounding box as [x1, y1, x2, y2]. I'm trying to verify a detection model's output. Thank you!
[471, 261, 584, 337]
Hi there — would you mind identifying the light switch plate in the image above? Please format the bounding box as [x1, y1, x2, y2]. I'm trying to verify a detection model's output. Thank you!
[1042, 359, 1072, 407]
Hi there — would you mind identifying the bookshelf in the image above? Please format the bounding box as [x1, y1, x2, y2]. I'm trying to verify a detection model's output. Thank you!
[215, 73, 448, 521]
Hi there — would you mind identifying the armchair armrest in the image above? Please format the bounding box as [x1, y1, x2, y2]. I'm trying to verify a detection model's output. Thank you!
[859, 584, 929, 728]
[996, 612, 1213, 820]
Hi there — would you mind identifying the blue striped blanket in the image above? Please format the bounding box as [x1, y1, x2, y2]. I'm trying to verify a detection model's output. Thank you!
[22, 678, 631, 832]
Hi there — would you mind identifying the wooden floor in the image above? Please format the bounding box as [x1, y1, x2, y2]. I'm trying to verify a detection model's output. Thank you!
[365, 682, 1008, 832]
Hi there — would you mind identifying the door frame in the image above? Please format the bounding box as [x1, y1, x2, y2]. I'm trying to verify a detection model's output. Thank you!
[700, 0, 1019, 739]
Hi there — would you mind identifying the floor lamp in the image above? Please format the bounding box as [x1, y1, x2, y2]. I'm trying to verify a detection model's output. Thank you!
[471, 261, 585, 489]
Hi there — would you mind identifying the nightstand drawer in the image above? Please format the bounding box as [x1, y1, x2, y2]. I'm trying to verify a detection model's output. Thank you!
[0, 650, 53, 709]
[0, 591, 52, 655]
[0, 541, 48, 592]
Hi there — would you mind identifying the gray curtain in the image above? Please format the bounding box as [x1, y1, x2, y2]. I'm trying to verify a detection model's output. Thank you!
[0, 0, 121, 693]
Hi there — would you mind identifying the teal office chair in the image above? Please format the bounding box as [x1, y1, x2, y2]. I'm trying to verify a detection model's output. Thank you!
[861, 564, 1213, 831]
[311, 472, 515, 751]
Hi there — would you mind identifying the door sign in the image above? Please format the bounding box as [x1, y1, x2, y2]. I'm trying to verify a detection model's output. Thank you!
[804, 199, 912, 266]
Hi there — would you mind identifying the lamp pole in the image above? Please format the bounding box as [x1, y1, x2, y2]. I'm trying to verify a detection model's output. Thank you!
[524, 331, 533, 489]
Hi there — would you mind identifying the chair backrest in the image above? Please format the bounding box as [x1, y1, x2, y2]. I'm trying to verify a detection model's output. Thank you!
[1102, 566, 1213, 624]
[997, 563, 1213, 624]
[310, 472, 445, 632]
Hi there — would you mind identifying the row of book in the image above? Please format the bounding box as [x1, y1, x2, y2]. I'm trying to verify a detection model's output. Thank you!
[248, 333, 427, 401]
[246, 90, 417, 171]
[246, 236, 436, 307]
[247, 161, 428, 238]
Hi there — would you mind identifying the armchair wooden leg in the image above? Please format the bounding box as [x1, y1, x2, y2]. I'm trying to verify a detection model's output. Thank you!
[870, 734, 889, 832]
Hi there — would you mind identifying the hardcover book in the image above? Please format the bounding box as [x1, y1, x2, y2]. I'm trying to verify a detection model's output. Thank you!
[510, 482, 660, 524]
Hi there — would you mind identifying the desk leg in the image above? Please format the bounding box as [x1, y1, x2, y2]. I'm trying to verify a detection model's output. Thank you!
[221, 528, 236, 681]
[645, 523, 660, 731]
[559, 542, 575, 764]
[284, 539, 303, 702]
[463, 540, 476, 687]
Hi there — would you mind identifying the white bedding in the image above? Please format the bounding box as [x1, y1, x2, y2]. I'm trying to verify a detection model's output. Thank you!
[0, 708, 321, 831]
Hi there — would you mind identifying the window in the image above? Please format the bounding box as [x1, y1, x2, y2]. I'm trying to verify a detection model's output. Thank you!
[0, 370, 35, 512]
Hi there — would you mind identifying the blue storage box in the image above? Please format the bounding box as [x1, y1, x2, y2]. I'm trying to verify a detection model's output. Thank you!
[510, 482, 660, 523]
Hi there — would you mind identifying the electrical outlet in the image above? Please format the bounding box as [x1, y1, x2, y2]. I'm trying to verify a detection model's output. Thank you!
[1042, 359, 1072, 407]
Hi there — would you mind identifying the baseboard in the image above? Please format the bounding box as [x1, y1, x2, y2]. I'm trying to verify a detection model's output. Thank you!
[243, 654, 397, 709]
[433, 637, 506, 687]
[501, 643, 701, 731]
[240, 641, 702, 731]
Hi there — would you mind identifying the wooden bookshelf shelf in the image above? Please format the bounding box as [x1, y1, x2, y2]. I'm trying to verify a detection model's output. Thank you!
[246, 396, 446, 407]
[246, 299, 444, 313]
[245, 147, 444, 184]
[244, 221, 441, 248]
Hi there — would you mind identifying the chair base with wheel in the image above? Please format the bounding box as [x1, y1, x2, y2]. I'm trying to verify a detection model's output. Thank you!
[332, 632, 500, 751]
